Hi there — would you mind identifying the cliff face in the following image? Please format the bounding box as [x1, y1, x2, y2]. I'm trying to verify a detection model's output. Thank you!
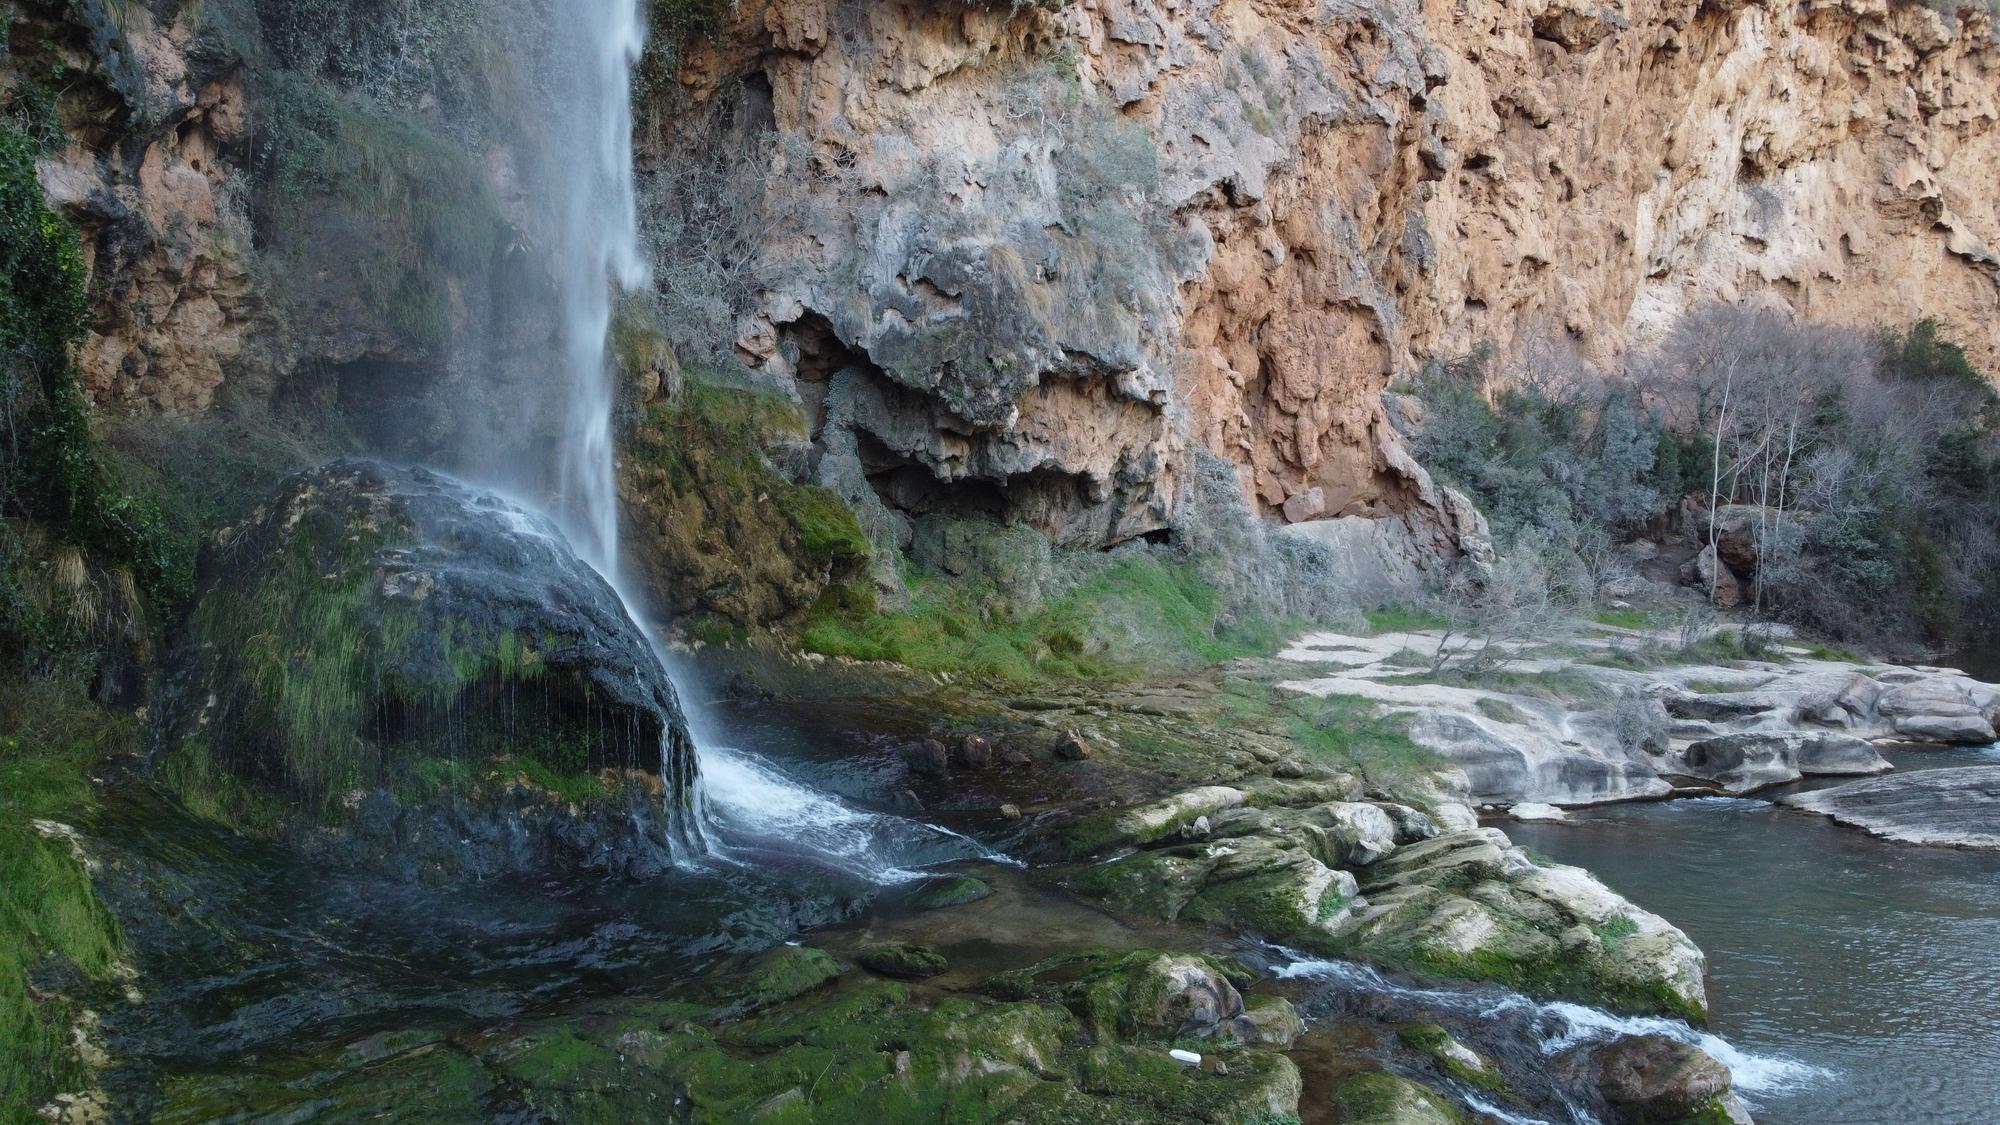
[649, 0, 1997, 549]
[8, 1, 260, 416]
[20, 0, 2000, 564]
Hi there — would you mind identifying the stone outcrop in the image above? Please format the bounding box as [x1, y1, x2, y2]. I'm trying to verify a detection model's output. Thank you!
[1275, 623, 2000, 805]
[1780, 766, 2000, 848]
[1680, 729, 1891, 794]
[1067, 783, 1709, 1019]
[638, 0, 1999, 553]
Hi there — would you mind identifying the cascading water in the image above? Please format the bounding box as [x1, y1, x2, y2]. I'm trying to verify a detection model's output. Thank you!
[1270, 954, 1829, 1124]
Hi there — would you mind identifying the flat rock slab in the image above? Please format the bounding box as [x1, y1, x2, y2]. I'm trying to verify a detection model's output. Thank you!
[1779, 767, 2000, 849]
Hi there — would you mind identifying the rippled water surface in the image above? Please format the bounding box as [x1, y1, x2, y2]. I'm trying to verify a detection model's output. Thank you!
[1507, 745, 2000, 1125]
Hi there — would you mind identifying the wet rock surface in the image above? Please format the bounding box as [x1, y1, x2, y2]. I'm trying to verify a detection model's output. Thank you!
[1779, 766, 2000, 850]
[1572, 1034, 1738, 1125]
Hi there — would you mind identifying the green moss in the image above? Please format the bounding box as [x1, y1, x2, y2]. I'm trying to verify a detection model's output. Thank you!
[718, 946, 843, 1013]
[1396, 1024, 1510, 1098]
[1595, 914, 1640, 954]
[909, 874, 992, 911]
[857, 943, 948, 980]
[165, 493, 633, 829]
[1396, 943, 1705, 1027]
[0, 125, 191, 628]
[1797, 642, 1866, 664]
[627, 380, 873, 628]
[181, 506, 415, 815]
[1327, 1071, 1463, 1124]
[0, 682, 131, 1122]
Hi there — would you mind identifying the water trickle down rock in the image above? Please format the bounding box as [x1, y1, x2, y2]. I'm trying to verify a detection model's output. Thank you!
[155, 460, 701, 876]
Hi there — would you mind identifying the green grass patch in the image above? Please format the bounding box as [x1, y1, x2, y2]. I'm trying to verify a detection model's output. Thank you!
[1797, 642, 1867, 664]
[801, 557, 1291, 685]
[1684, 679, 1737, 695]
[1, 680, 131, 1121]
[1581, 647, 1655, 671]
[1361, 607, 1449, 635]
[1592, 609, 1658, 630]
[1375, 666, 1608, 705]
[1475, 697, 1529, 724]
[1594, 915, 1640, 954]
[1282, 694, 1442, 789]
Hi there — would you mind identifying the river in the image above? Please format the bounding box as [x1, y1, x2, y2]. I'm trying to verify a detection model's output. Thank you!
[1506, 743, 2000, 1125]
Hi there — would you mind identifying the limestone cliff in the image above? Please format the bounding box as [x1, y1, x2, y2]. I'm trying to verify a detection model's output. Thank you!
[648, 0, 1997, 551]
[14, 0, 1999, 577]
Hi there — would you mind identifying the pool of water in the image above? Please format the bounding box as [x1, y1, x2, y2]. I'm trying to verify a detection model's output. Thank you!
[1506, 744, 2000, 1125]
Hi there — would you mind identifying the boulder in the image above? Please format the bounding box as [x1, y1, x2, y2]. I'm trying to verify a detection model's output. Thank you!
[1706, 504, 1796, 579]
[1587, 1034, 1733, 1125]
[1327, 1071, 1463, 1124]
[1398, 1024, 1509, 1097]
[1235, 993, 1305, 1048]
[1679, 545, 1743, 607]
[1282, 487, 1326, 523]
[986, 949, 1268, 1043]
[156, 461, 698, 873]
[1069, 831, 1363, 942]
[904, 739, 952, 777]
[1294, 801, 1400, 866]
[1328, 831, 1708, 1021]
[909, 875, 993, 911]
[1876, 679, 1997, 744]
[1061, 786, 1246, 856]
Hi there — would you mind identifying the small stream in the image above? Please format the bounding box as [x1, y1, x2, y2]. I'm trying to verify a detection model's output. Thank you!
[1507, 743, 2000, 1125]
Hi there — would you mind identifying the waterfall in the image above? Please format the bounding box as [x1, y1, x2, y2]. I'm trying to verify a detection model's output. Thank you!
[549, 0, 650, 575]
[517, 0, 997, 882]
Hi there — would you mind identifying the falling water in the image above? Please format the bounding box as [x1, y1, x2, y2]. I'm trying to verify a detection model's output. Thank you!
[547, 0, 650, 574]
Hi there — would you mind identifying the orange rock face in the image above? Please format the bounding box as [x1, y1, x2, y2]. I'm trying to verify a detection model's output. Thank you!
[642, 0, 1996, 547]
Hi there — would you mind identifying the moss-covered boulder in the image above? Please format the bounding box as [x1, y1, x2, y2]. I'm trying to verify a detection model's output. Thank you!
[857, 943, 948, 979]
[1068, 830, 1363, 944]
[1327, 830, 1708, 1021]
[1328, 1071, 1464, 1124]
[908, 873, 992, 910]
[1581, 1034, 1737, 1125]
[709, 946, 844, 1012]
[156, 461, 699, 873]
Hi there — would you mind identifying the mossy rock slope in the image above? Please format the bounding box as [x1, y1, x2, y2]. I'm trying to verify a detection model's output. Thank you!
[156, 461, 698, 870]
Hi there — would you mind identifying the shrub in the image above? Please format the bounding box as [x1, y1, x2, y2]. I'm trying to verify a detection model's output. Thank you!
[2, 125, 193, 664]
[1408, 308, 2000, 648]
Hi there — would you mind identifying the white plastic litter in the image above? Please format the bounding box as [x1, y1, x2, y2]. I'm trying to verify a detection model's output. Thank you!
[1169, 1049, 1202, 1067]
